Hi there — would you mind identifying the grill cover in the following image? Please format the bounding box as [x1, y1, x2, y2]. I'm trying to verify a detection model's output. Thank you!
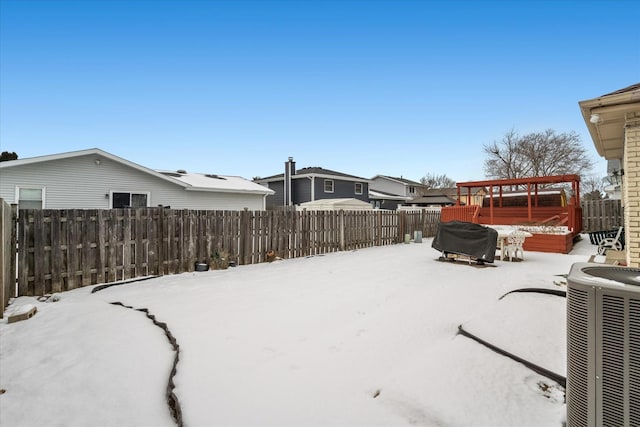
[431, 221, 498, 263]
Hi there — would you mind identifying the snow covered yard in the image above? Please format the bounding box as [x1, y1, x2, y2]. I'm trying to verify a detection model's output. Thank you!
[0, 237, 597, 427]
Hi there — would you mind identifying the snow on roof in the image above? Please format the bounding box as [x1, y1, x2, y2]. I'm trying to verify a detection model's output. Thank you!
[157, 171, 273, 195]
[368, 189, 412, 200]
[297, 198, 373, 210]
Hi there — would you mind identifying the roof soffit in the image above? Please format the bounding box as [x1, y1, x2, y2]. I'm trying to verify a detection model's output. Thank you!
[579, 85, 640, 159]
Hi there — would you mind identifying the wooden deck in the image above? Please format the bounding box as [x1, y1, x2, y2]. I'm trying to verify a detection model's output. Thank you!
[441, 175, 582, 254]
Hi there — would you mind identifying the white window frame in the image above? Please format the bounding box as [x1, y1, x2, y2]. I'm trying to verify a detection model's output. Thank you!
[354, 182, 363, 195]
[109, 190, 151, 208]
[324, 179, 334, 193]
[15, 186, 46, 209]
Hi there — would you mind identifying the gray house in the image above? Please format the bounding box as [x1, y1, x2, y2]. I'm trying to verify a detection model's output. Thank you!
[0, 148, 274, 210]
[255, 157, 370, 209]
[369, 175, 424, 210]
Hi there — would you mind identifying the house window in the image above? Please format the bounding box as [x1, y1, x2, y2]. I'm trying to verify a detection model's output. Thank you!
[112, 192, 149, 208]
[408, 186, 415, 194]
[355, 182, 363, 195]
[17, 187, 45, 209]
[324, 179, 334, 193]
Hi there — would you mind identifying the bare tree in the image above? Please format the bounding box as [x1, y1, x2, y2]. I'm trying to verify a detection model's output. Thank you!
[483, 129, 593, 180]
[581, 174, 608, 200]
[420, 173, 455, 190]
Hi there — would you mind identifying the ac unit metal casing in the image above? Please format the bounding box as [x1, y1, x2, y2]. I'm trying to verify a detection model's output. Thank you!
[566, 263, 640, 427]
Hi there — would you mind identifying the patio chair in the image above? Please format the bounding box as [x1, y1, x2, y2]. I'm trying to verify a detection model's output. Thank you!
[598, 226, 624, 255]
[505, 230, 526, 261]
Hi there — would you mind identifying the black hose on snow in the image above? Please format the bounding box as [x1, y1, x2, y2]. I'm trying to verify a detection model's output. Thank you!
[498, 288, 566, 300]
[457, 324, 566, 388]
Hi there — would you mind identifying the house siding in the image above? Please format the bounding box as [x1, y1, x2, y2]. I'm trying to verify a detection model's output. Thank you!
[624, 114, 640, 267]
[265, 181, 285, 208]
[0, 154, 266, 210]
[371, 177, 408, 197]
[316, 178, 368, 202]
[294, 178, 312, 203]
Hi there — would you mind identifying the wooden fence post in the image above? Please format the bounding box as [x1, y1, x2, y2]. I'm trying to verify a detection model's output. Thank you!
[398, 210, 406, 243]
[339, 210, 345, 251]
[239, 208, 249, 265]
[0, 200, 16, 316]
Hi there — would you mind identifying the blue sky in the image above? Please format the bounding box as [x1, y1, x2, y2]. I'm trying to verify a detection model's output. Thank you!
[1, 0, 638, 183]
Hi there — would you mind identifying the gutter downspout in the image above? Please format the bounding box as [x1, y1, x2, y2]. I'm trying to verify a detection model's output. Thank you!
[308, 176, 315, 201]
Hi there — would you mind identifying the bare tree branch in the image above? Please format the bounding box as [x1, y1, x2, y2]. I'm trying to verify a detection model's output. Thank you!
[483, 129, 593, 182]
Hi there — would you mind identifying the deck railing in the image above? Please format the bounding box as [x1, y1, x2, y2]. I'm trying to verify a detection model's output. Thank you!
[440, 205, 479, 223]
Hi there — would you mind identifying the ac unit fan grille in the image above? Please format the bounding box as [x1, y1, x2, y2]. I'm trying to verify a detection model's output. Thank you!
[567, 287, 590, 427]
[630, 299, 640, 426]
[601, 295, 625, 427]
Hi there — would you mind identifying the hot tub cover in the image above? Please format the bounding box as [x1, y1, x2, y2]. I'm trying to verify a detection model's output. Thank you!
[432, 221, 498, 263]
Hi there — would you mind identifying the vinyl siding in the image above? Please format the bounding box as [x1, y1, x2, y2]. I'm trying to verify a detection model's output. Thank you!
[315, 178, 369, 202]
[293, 178, 312, 203]
[370, 177, 408, 197]
[265, 181, 285, 208]
[0, 154, 266, 210]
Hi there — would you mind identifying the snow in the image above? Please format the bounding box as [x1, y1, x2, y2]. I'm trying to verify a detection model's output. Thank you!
[0, 236, 600, 426]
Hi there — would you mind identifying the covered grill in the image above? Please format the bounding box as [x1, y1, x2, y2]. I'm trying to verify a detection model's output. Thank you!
[432, 221, 498, 263]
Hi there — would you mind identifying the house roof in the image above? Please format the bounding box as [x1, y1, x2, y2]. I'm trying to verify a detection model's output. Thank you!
[1, 148, 273, 195]
[297, 198, 373, 211]
[157, 171, 274, 194]
[257, 166, 370, 183]
[406, 195, 457, 205]
[579, 83, 640, 159]
[423, 187, 485, 198]
[368, 189, 412, 201]
[371, 175, 422, 186]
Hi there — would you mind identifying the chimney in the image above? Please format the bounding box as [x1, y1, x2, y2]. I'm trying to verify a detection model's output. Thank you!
[284, 157, 296, 206]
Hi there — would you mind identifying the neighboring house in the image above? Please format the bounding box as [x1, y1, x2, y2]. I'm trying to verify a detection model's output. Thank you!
[370, 175, 424, 199]
[604, 159, 622, 200]
[254, 157, 370, 208]
[434, 187, 487, 206]
[579, 83, 640, 267]
[400, 194, 457, 208]
[0, 148, 274, 210]
[368, 189, 411, 210]
[369, 175, 425, 210]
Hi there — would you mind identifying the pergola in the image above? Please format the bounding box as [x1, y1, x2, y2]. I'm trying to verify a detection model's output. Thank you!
[455, 174, 581, 226]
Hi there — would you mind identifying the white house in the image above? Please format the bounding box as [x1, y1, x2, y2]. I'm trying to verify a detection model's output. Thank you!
[579, 83, 640, 267]
[369, 175, 422, 210]
[370, 175, 423, 198]
[0, 148, 274, 210]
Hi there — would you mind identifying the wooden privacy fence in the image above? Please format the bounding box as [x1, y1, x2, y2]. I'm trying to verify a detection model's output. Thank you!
[13, 207, 441, 297]
[580, 199, 623, 233]
[0, 199, 16, 318]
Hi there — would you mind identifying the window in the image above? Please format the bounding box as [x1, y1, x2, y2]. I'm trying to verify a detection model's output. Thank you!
[112, 192, 149, 208]
[324, 179, 334, 193]
[355, 182, 363, 195]
[408, 186, 415, 194]
[17, 187, 44, 209]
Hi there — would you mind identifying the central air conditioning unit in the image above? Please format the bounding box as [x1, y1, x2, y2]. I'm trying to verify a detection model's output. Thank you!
[566, 263, 640, 427]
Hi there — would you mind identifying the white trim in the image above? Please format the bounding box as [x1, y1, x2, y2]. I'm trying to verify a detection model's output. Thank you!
[310, 176, 315, 201]
[109, 190, 151, 208]
[259, 173, 371, 184]
[324, 179, 334, 193]
[355, 182, 363, 195]
[15, 185, 46, 209]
